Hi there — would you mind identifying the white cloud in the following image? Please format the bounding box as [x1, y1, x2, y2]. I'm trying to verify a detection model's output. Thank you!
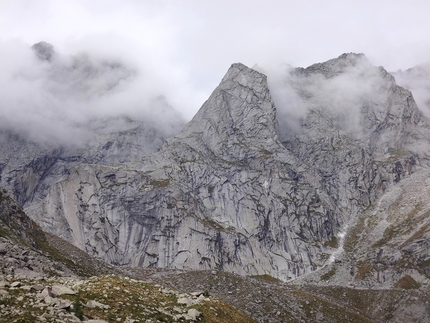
[394, 64, 430, 116]
[0, 0, 429, 143]
[0, 38, 184, 144]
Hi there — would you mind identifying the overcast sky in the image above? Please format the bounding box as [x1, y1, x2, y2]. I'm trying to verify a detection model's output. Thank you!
[1, 0, 430, 121]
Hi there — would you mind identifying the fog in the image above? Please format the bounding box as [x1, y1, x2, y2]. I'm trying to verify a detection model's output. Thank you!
[394, 64, 430, 116]
[1, 1, 430, 145]
[262, 54, 397, 140]
[0, 39, 184, 144]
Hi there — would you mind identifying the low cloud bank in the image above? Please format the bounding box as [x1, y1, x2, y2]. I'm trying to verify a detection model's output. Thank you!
[2, 40, 429, 149]
[0, 39, 185, 145]
[262, 54, 418, 141]
[394, 64, 430, 117]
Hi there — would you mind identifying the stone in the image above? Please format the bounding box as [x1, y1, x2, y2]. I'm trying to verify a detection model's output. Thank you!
[190, 291, 203, 297]
[0, 243, 8, 255]
[10, 281, 21, 288]
[186, 308, 201, 321]
[0, 289, 9, 297]
[38, 287, 55, 299]
[85, 300, 110, 309]
[52, 285, 76, 296]
[177, 297, 194, 306]
[44, 295, 55, 305]
[31, 284, 45, 291]
[56, 299, 72, 309]
[0, 281, 9, 288]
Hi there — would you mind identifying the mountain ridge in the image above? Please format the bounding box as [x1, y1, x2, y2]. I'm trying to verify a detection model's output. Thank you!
[1, 51, 429, 284]
[1, 50, 430, 321]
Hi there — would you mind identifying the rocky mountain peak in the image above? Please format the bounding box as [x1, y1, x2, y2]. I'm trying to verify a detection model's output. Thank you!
[171, 63, 281, 158]
[278, 52, 424, 156]
[299, 52, 368, 78]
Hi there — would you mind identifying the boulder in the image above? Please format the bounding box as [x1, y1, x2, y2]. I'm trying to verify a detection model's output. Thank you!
[52, 285, 76, 296]
[85, 300, 110, 309]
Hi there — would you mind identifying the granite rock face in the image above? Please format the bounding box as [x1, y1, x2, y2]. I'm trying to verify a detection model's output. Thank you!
[29, 63, 341, 280]
[2, 54, 430, 281]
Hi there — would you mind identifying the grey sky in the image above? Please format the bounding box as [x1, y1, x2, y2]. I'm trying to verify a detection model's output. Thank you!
[1, 0, 429, 120]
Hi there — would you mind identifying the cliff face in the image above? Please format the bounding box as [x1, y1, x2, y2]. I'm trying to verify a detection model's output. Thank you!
[2, 54, 430, 282]
[28, 63, 339, 280]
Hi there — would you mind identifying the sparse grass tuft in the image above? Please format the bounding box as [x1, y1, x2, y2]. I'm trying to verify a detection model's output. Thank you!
[151, 179, 171, 188]
[394, 275, 421, 289]
[73, 297, 84, 321]
[355, 263, 374, 281]
[324, 236, 339, 248]
[250, 274, 281, 284]
[59, 275, 255, 323]
[321, 267, 337, 281]
[344, 217, 365, 253]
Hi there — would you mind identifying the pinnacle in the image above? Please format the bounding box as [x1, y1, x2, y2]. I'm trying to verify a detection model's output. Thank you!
[302, 52, 370, 78]
[171, 63, 281, 156]
[220, 62, 268, 85]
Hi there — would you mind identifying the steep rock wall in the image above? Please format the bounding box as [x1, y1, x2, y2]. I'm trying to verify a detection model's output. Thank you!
[25, 59, 427, 281]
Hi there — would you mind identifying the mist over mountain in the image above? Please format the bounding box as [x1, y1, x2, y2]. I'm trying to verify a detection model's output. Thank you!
[0, 40, 185, 145]
[394, 63, 430, 116]
[1, 47, 430, 322]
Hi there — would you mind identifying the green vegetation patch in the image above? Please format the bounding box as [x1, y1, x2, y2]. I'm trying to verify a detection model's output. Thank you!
[192, 299, 256, 323]
[355, 262, 374, 281]
[321, 267, 337, 281]
[344, 216, 365, 253]
[324, 236, 339, 249]
[373, 206, 428, 249]
[250, 274, 281, 284]
[293, 290, 374, 323]
[60, 275, 256, 323]
[394, 275, 421, 289]
[198, 217, 236, 233]
[151, 178, 171, 188]
[259, 149, 272, 159]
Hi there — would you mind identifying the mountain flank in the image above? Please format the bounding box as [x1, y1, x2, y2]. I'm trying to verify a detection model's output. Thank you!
[1, 47, 430, 321]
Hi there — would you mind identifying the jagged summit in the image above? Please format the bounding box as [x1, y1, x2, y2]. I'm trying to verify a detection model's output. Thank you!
[299, 52, 368, 78]
[278, 52, 424, 155]
[219, 62, 267, 84]
[170, 63, 282, 158]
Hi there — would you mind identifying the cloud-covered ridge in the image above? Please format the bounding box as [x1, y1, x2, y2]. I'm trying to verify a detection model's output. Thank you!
[262, 53, 420, 142]
[0, 40, 184, 145]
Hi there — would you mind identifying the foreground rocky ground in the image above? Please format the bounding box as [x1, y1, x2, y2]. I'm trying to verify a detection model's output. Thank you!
[46, 229, 375, 322]
[123, 267, 430, 323]
[0, 236, 255, 323]
[2, 227, 429, 323]
[1, 188, 254, 322]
